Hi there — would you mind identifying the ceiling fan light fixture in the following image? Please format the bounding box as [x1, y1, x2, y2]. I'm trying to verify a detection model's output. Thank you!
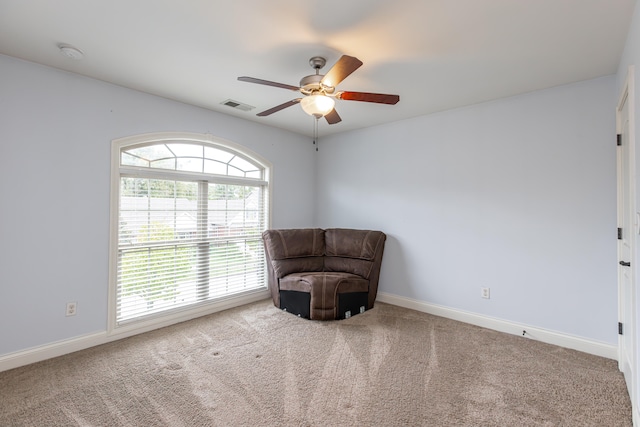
[300, 95, 335, 118]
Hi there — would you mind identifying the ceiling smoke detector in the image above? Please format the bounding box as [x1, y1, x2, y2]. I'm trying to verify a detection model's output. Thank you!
[58, 44, 84, 60]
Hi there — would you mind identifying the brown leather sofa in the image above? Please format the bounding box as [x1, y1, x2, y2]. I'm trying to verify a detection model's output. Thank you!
[262, 228, 386, 320]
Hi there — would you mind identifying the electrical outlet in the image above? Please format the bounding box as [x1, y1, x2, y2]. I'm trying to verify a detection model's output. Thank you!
[66, 302, 77, 317]
[481, 287, 490, 299]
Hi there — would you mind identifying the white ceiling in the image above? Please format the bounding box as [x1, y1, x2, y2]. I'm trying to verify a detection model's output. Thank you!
[0, 0, 635, 137]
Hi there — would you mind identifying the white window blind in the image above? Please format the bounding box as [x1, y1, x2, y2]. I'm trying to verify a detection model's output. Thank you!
[114, 139, 268, 325]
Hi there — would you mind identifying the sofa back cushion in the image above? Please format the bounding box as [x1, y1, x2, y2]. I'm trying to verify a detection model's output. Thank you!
[324, 229, 386, 279]
[262, 228, 325, 278]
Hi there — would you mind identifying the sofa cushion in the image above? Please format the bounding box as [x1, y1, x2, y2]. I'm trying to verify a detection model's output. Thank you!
[324, 257, 374, 280]
[325, 229, 384, 260]
[324, 229, 386, 278]
[263, 228, 325, 260]
[270, 257, 325, 280]
[280, 272, 368, 293]
[262, 229, 325, 278]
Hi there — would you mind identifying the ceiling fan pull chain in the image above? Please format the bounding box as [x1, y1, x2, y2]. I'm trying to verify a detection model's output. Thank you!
[313, 117, 319, 152]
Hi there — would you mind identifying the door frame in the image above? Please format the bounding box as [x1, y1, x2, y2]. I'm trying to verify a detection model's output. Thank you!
[617, 64, 637, 424]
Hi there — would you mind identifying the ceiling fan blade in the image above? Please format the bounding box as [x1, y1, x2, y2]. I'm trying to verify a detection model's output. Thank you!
[238, 76, 300, 91]
[256, 99, 301, 116]
[338, 91, 400, 105]
[324, 108, 342, 125]
[320, 55, 363, 88]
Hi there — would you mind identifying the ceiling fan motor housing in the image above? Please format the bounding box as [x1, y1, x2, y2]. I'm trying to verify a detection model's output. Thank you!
[300, 74, 334, 95]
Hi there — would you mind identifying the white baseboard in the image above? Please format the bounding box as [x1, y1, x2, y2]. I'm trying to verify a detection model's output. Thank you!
[0, 331, 110, 373]
[0, 290, 271, 373]
[376, 292, 618, 360]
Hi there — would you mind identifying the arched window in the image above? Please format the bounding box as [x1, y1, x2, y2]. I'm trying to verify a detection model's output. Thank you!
[109, 133, 270, 328]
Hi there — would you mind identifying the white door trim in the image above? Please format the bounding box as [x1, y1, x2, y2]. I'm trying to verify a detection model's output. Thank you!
[617, 65, 637, 425]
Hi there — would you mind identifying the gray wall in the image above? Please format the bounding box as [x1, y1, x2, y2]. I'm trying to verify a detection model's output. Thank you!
[0, 46, 624, 359]
[0, 54, 315, 356]
[316, 76, 617, 344]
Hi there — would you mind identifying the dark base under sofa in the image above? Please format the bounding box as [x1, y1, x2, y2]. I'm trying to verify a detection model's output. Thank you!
[262, 228, 386, 320]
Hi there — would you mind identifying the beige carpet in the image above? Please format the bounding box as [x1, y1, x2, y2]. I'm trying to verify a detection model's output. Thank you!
[0, 300, 632, 426]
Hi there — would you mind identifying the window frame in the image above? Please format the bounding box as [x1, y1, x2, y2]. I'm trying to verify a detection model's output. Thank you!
[108, 132, 272, 337]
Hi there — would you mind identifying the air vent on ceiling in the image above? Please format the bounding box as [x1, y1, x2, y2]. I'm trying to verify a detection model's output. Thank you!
[221, 99, 255, 112]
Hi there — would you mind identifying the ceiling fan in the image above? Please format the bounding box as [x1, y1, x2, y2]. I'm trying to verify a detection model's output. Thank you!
[238, 55, 400, 125]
